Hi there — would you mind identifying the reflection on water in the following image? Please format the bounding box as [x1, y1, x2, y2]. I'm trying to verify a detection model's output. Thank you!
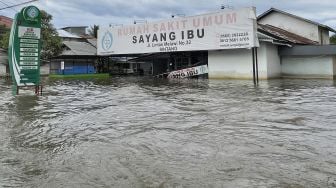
[1, 77, 336, 187]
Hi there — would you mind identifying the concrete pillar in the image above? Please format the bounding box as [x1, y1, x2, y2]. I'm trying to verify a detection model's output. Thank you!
[333, 56, 336, 79]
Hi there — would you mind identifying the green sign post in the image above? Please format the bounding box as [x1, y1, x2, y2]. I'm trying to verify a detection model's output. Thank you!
[8, 6, 42, 95]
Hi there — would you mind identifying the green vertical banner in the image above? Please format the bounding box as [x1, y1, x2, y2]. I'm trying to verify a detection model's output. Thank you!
[8, 6, 41, 89]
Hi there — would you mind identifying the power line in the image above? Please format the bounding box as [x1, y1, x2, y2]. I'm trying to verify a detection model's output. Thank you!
[0, 0, 18, 12]
[0, 0, 38, 11]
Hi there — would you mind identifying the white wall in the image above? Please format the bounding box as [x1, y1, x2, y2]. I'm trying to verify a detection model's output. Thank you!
[265, 43, 281, 78]
[208, 49, 254, 79]
[259, 12, 319, 43]
[320, 29, 330, 45]
[208, 42, 281, 79]
[40, 63, 50, 76]
[0, 53, 7, 76]
[256, 42, 281, 79]
[282, 56, 334, 78]
[333, 56, 336, 78]
[0, 64, 5, 76]
[255, 42, 267, 79]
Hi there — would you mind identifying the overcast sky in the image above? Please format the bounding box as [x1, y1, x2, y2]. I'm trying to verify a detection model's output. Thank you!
[1, 0, 336, 30]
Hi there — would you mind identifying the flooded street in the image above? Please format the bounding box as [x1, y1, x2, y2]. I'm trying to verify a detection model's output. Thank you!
[1, 77, 336, 187]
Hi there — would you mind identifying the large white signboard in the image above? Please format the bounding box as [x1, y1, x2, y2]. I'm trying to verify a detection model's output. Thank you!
[98, 7, 258, 55]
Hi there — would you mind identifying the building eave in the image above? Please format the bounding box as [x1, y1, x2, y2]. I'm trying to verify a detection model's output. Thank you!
[258, 32, 292, 47]
[279, 45, 336, 56]
[52, 55, 98, 59]
[61, 26, 88, 29]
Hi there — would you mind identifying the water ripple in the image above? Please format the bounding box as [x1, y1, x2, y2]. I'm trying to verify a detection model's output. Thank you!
[1, 78, 336, 187]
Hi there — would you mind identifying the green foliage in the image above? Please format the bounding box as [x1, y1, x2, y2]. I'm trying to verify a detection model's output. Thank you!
[0, 25, 10, 49]
[0, 10, 62, 59]
[0, 24, 9, 36]
[330, 34, 336, 44]
[40, 10, 62, 60]
[88, 24, 99, 38]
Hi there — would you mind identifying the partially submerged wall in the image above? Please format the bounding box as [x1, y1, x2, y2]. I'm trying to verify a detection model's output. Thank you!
[0, 64, 6, 76]
[281, 56, 334, 79]
[265, 43, 281, 78]
[208, 42, 281, 79]
[40, 63, 50, 76]
[208, 49, 254, 79]
[333, 56, 336, 79]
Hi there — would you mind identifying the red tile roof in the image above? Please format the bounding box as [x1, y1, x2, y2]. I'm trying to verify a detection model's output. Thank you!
[0, 16, 13, 28]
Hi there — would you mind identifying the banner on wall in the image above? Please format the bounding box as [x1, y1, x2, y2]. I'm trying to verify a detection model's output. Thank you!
[167, 65, 209, 79]
[97, 7, 259, 55]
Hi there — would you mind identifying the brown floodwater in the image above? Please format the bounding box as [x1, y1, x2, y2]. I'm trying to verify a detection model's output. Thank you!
[1, 77, 336, 188]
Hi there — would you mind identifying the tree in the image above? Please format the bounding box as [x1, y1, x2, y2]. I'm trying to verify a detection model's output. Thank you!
[88, 24, 99, 38]
[0, 24, 9, 36]
[40, 10, 62, 60]
[331, 34, 336, 44]
[0, 10, 62, 60]
[0, 31, 9, 49]
[0, 25, 10, 49]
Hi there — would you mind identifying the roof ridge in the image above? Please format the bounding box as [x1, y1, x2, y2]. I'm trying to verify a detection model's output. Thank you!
[258, 7, 336, 33]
